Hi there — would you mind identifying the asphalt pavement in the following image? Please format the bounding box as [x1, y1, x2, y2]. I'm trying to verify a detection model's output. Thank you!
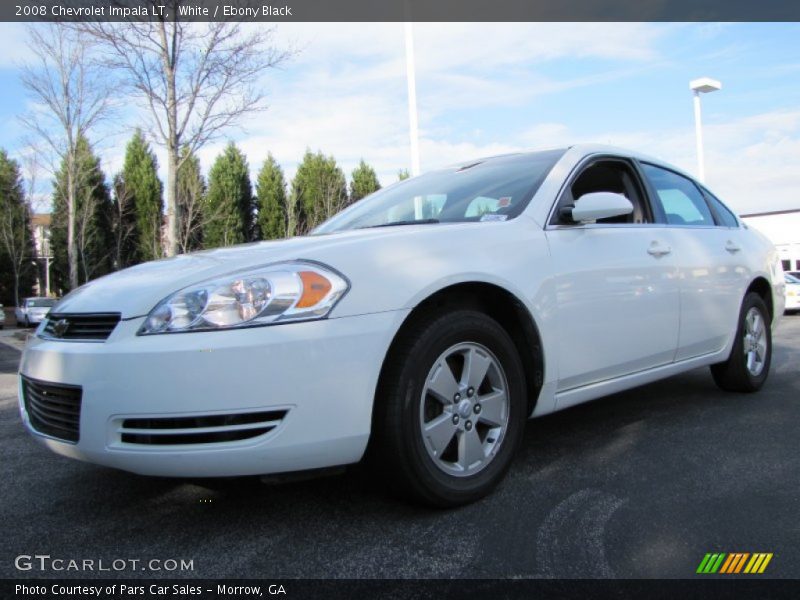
[1, 317, 798, 579]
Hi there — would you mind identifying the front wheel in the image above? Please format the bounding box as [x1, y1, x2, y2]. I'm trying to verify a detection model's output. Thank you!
[371, 309, 527, 507]
[710, 292, 772, 393]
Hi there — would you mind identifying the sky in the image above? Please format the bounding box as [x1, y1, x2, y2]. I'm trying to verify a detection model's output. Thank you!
[0, 22, 799, 216]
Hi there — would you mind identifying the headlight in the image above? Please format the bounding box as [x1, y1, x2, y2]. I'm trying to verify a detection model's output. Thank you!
[138, 261, 349, 335]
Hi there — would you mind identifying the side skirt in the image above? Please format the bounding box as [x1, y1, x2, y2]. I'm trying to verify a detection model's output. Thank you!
[550, 349, 729, 413]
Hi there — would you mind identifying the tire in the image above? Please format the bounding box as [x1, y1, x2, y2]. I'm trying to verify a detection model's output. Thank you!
[710, 292, 772, 393]
[371, 308, 528, 507]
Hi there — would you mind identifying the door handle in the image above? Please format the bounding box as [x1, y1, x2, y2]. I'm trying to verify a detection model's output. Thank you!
[725, 240, 741, 253]
[647, 242, 671, 257]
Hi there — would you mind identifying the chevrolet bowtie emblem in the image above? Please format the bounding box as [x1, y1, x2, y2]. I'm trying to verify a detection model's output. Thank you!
[52, 319, 69, 338]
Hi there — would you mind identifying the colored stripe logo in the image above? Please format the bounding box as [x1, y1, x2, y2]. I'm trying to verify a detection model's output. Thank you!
[696, 552, 773, 574]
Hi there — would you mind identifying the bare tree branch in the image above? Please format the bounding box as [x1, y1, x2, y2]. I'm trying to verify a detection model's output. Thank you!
[19, 24, 113, 289]
[73, 3, 292, 256]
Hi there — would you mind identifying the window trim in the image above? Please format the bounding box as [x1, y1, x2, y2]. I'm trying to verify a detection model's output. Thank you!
[699, 185, 741, 229]
[546, 154, 657, 229]
[637, 160, 718, 229]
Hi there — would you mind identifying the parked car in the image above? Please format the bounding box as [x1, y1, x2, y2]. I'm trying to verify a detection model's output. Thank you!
[785, 273, 800, 313]
[17, 145, 784, 506]
[15, 297, 57, 327]
[0, 304, 5, 329]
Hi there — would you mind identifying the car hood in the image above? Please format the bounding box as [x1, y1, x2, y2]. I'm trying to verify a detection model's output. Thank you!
[51, 224, 493, 318]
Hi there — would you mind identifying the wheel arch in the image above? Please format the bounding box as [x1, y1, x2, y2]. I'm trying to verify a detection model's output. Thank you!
[375, 281, 545, 419]
[746, 275, 774, 320]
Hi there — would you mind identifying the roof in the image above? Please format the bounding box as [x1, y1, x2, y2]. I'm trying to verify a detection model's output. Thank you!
[445, 143, 692, 179]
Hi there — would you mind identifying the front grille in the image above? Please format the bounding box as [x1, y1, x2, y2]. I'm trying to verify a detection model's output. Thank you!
[41, 313, 121, 341]
[119, 410, 289, 445]
[21, 376, 82, 443]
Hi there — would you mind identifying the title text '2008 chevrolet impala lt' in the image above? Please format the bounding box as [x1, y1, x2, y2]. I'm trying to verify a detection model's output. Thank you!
[18, 145, 785, 506]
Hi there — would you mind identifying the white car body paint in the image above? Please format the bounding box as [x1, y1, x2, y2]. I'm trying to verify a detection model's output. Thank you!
[18, 144, 785, 477]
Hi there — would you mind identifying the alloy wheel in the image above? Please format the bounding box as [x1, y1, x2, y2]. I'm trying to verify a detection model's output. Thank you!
[418, 342, 510, 477]
[743, 306, 768, 377]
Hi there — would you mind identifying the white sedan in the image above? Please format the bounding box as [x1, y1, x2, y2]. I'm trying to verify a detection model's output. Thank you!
[15, 297, 57, 327]
[785, 273, 800, 312]
[18, 145, 784, 506]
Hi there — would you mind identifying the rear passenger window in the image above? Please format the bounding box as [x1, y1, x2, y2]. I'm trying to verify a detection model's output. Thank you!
[702, 189, 739, 227]
[641, 163, 715, 227]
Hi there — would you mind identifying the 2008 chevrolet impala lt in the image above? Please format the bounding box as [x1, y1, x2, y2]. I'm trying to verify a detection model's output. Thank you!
[18, 145, 785, 506]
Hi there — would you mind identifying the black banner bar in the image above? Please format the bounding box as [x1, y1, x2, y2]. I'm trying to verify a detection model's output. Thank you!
[4, 0, 800, 23]
[4, 579, 800, 600]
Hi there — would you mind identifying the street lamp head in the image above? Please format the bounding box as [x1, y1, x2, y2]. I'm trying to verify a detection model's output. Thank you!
[690, 77, 722, 94]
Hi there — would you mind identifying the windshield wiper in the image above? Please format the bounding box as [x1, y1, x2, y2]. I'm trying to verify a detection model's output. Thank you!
[362, 219, 440, 229]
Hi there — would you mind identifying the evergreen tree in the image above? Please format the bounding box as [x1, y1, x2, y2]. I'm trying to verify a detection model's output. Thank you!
[349, 159, 381, 202]
[110, 173, 138, 270]
[0, 149, 36, 305]
[397, 169, 410, 181]
[202, 143, 254, 248]
[256, 154, 288, 240]
[176, 146, 205, 253]
[120, 130, 163, 262]
[51, 136, 114, 291]
[290, 150, 347, 234]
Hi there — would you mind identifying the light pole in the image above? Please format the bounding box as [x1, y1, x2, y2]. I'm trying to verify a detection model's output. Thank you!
[44, 255, 51, 297]
[689, 77, 721, 183]
[404, 21, 421, 178]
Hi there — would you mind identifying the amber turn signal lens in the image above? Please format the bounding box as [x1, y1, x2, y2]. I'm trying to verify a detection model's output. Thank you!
[296, 271, 333, 308]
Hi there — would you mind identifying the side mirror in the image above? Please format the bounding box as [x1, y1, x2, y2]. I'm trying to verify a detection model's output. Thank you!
[568, 192, 633, 224]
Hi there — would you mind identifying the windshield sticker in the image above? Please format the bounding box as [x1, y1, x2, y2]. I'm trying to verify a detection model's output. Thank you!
[497, 196, 512, 208]
[480, 214, 508, 222]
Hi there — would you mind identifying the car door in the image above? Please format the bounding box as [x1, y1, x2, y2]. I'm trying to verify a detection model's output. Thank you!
[639, 163, 743, 360]
[701, 185, 752, 333]
[545, 156, 681, 392]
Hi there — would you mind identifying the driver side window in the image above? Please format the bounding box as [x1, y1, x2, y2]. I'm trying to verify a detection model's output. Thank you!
[552, 159, 651, 225]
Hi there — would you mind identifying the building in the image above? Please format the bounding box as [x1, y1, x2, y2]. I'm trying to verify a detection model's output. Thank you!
[740, 209, 800, 273]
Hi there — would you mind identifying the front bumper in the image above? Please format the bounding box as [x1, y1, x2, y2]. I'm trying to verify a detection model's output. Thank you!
[786, 293, 800, 311]
[18, 310, 408, 477]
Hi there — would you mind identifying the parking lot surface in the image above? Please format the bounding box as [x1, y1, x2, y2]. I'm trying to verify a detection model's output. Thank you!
[1, 317, 798, 579]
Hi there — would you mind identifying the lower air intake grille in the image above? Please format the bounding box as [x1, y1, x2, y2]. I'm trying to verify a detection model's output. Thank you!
[119, 410, 288, 445]
[21, 376, 82, 443]
[42, 313, 121, 341]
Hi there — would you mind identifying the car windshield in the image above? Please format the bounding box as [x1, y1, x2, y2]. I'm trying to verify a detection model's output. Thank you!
[314, 149, 565, 234]
[786, 274, 800, 284]
[27, 299, 56, 308]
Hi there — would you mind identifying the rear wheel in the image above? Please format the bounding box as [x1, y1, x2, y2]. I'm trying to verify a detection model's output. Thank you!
[710, 292, 772, 393]
[371, 309, 527, 507]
